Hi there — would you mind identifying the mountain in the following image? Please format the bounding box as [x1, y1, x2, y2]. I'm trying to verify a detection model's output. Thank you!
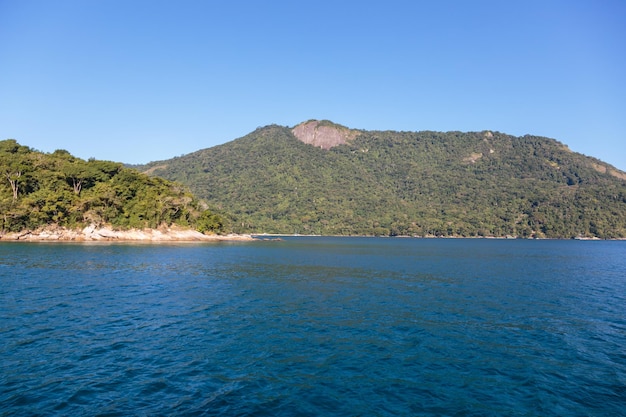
[0, 140, 224, 235]
[137, 120, 626, 238]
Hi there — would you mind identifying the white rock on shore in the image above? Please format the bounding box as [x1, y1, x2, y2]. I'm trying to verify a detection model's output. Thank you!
[0, 224, 254, 242]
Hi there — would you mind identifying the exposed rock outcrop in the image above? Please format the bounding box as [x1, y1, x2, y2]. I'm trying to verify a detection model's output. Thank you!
[292, 120, 359, 149]
[0, 224, 254, 242]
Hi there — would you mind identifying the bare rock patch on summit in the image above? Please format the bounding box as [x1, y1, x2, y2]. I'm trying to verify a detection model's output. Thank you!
[292, 120, 359, 149]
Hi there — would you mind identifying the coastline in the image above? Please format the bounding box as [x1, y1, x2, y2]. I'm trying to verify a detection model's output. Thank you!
[2, 227, 618, 242]
[0, 224, 255, 242]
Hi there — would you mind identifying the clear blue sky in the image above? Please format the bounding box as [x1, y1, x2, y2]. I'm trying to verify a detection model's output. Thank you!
[1, 0, 625, 169]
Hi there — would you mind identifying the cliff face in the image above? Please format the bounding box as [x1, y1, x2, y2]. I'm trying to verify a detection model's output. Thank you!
[291, 120, 359, 149]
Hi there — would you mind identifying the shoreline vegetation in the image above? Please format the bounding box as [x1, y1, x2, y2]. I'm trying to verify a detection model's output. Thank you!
[0, 224, 254, 242]
[1, 140, 228, 238]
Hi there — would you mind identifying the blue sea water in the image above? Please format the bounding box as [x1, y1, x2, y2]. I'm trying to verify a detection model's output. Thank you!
[1, 237, 625, 416]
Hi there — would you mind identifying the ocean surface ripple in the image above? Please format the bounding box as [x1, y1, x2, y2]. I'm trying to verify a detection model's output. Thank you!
[1, 238, 625, 416]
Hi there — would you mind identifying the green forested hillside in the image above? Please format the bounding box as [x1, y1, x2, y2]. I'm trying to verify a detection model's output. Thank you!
[141, 122, 626, 238]
[0, 140, 224, 233]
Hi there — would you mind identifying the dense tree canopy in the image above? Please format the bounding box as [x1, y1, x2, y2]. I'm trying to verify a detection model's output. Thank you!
[138, 124, 626, 238]
[0, 140, 225, 234]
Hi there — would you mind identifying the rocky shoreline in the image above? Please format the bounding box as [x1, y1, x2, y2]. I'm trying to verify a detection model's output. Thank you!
[0, 225, 255, 242]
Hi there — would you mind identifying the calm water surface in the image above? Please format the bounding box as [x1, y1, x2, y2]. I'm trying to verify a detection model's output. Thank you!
[1, 237, 625, 416]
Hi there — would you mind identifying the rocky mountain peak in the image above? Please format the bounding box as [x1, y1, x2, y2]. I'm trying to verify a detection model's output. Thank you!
[291, 120, 359, 149]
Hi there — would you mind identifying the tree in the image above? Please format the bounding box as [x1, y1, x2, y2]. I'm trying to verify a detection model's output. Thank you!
[4, 170, 21, 201]
[63, 161, 99, 195]
[1, 139, 32, 202]
[196, 210, 224, 234]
